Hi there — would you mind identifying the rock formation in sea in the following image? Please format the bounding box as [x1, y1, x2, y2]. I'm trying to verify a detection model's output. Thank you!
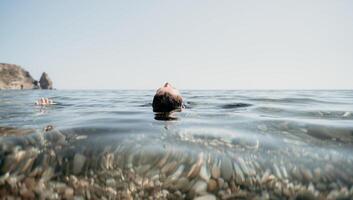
[0, 63, 53, 90]
[39, 72, 53, 89]
[0, 63, 37, 89]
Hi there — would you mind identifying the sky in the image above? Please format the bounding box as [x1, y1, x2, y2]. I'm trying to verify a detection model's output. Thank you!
[0, 1, 353, 90]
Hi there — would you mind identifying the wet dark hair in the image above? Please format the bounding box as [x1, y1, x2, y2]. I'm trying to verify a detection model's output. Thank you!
[152, 93, 183, 112]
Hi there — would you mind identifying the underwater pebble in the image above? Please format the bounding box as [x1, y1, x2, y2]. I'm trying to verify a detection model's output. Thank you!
[64, 187, 74, 199]
[237, 158, 250, 177]
[105, 178, 115, 187]
[161, 161, 178, 175]
[261, 169, 271, 183]
[199, 163, 211, 182]
[73, 153, 86, 174]
[211, 160, 221, 179]
[233, 161, 245, 183]
[273, 164, 282, 179]
[301, 168, 313, 182]
[281, 165, 288, 179]
[174, 177, 190, 191]
[188, 153, 204, 178]
[207, 179, 218, 192]
[20, 188, 35, 199]
[220, 157, 233, 181]
[101, 153, 114, 170]
[217, 178, 224, 189]
[169, 165, 185, 181]
[194, 194, 217, 200]
[192, 180, 208, 195]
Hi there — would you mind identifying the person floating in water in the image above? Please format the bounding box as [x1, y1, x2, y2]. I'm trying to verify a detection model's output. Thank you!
[35, 98, 55, 106]
[34, 83, 183, 112]
[152, 82, 183, 113]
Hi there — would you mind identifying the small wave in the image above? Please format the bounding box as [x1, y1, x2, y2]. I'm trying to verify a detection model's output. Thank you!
[139, 103, 152, 107]
[221, 103, 252, 109]
[184, 101, 197, 109]
[249, 97, 336, 104]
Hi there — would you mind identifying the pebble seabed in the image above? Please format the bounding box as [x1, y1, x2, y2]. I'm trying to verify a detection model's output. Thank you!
[0, 127, 353, 200]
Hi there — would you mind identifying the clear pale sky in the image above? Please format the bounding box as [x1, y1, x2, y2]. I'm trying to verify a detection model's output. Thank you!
[1, 1, 352, 89]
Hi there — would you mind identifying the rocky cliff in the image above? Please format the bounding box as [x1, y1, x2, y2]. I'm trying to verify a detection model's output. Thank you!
[0, 63, 52, 90]
[0, 63, 37, 89]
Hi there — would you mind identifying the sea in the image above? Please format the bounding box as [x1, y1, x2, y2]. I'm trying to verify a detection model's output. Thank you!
[0, 90, 353, 199]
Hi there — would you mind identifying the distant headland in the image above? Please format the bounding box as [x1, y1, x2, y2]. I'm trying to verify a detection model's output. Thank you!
[0, 63, 53, 90]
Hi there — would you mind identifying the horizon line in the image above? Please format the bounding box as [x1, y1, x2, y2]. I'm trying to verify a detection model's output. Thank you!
[10, 88, 353, 91]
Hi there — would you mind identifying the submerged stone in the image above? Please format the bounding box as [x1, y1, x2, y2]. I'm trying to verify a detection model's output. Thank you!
[194, 194, 217, 200]
[211, 160, 221, 179]
[207, 179, 218, 192]
[73, 153, 86, 174]
[221, 157, 233, 181]
[191, 180, 208, 195]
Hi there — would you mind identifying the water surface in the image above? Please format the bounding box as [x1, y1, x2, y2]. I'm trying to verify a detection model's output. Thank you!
[0, 90, 353, 199]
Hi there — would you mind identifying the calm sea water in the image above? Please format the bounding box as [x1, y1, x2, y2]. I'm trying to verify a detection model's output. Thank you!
[1, 90, 353, 198]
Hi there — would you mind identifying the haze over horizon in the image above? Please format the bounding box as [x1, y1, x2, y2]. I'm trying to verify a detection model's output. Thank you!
[1, 1, 353, 90]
